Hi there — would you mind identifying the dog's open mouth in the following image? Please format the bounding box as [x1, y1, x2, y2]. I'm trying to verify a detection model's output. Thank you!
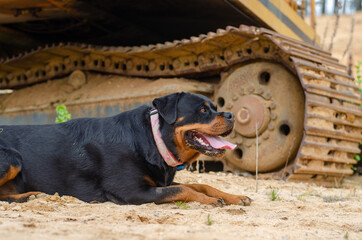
[185, 130, 236, 156]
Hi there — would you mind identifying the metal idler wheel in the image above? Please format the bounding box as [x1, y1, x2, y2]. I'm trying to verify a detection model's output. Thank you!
[216, 62, 305, 172]
[68, 70, 87, 89]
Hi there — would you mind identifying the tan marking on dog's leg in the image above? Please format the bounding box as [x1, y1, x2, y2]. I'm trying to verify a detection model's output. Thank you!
[0, 165, 21, 187]
[144, 175, 157, 187]
[0, 191, 42, 202]
[156, 185, 224, 207]
[184, 184, 252, 206]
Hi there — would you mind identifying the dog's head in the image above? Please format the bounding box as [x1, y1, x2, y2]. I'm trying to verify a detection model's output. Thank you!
[153, 92, 236, 163]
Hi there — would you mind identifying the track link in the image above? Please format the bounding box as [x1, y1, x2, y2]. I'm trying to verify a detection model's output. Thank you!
[0, 25, 360, 184]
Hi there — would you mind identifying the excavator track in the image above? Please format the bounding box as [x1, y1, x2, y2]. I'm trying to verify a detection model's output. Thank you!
[0, 25, 360, 184]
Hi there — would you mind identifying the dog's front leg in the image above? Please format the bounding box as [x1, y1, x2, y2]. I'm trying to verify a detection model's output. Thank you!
[121, 185, 225, 207]
[155, 185, 226, 206]
[183, 184, 252, 206]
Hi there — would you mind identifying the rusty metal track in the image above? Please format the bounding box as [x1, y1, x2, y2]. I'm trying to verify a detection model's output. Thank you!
[0, 26, 291, 88]
[0, 24, 360, 184]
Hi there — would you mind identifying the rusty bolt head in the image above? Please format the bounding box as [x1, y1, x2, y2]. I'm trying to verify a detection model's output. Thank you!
[64, 57, 71, 65]
[25, 70, 32, 78]
[270, 113, 277, 120]
[226, 102, 233, 109]
[256, 88, 264, 94]
[236, 138, 243, 144]
[268, 123, 274, 130]
[84, 55, 91, 63]
[247, 86, 255, 93]
[104, 58, 112, 67]
[224, 49, 233, 60]
[264, 93, 271, 100]
[148, 61, 156, 71]
[6, 74, 13, 80]
[237, 107, 250, 124]
[232, 95, 238, 101]
[262, 133, 270, 140]
[270, 102, 276, 109]
[173, 59, 181, 69]
[45, 64, 52, 72]
[251, 41, 260, 51]
[126, 61, 134, 70]
[239, 88, 245, 95]
[198, 55, 206, 65]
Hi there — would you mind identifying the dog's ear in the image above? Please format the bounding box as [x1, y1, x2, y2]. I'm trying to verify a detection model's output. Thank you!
[152, 92, 184, 124]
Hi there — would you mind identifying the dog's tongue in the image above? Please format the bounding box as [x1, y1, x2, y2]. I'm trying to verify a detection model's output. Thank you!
[202, 134, 237, 150]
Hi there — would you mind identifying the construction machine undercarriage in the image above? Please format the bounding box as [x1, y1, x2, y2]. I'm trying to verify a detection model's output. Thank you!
[1, 25, 361, 184]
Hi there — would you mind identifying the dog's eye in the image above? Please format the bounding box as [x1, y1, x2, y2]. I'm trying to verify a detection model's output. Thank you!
[200, 106, 208, 113]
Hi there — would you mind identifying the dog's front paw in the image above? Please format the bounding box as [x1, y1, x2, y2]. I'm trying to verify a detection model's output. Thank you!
[210, 198, 226, 207]
[240, 196, 253, 206]
[222, 195, 253, 206]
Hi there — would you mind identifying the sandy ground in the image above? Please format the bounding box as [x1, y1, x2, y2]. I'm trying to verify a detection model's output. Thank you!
[0, 170, 361, 240]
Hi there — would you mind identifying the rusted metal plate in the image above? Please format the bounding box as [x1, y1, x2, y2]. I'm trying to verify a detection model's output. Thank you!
[0, 73, 214, 125]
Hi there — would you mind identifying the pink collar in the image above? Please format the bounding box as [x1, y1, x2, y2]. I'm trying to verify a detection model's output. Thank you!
[150, 109, 183, 167]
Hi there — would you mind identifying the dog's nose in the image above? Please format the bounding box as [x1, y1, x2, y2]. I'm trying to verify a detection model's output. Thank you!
[223, 112, 234, 120]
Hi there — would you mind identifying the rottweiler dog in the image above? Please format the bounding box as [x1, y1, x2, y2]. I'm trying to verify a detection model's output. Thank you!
[0, 92, 252, 206]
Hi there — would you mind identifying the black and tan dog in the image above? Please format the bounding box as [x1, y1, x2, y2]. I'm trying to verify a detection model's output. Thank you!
[0, 92, 252, 206]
